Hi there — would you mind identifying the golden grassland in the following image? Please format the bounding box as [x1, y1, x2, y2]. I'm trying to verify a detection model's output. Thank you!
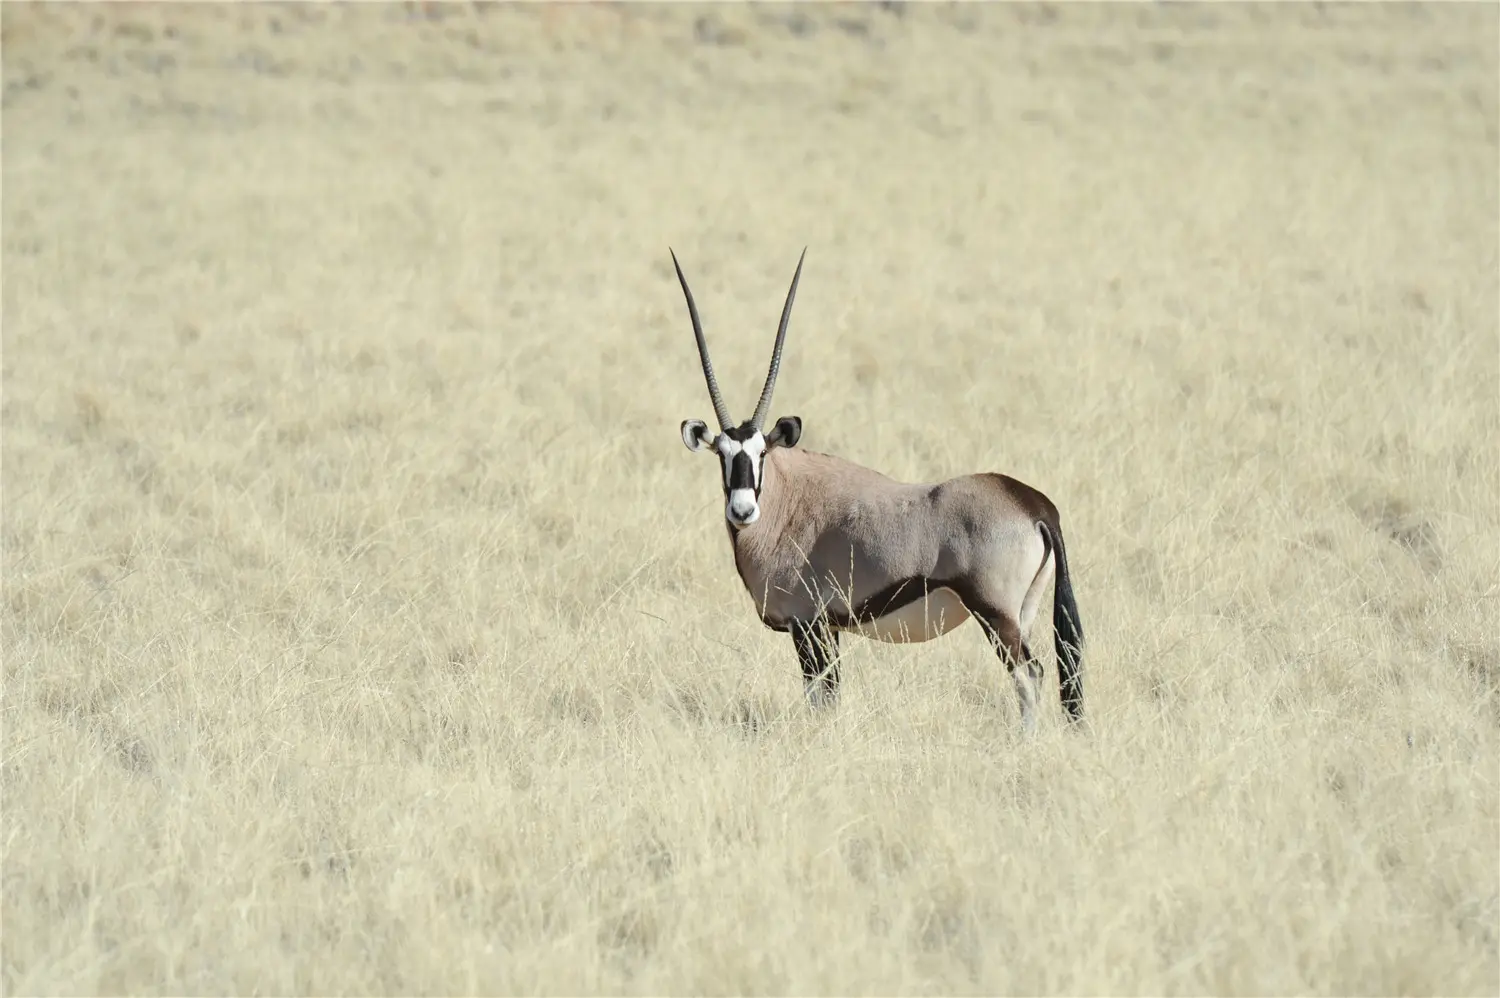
[2, 3, 1497, 994]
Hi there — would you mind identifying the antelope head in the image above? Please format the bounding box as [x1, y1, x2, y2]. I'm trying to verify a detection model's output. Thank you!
[674, 249, 806, 529]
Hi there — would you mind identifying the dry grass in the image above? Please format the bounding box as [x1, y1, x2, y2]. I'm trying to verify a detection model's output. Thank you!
[3, 3, 1498, 994]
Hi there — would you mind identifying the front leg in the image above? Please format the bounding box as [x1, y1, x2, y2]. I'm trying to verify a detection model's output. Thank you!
[791, 618, 841, 709]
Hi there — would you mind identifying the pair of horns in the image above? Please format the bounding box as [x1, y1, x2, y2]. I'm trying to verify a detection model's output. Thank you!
[671, 248, 806, 433]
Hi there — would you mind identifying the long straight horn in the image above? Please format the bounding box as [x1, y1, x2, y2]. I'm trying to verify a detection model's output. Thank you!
[751, 247, 806, 431]
[670, 249, 734, 431]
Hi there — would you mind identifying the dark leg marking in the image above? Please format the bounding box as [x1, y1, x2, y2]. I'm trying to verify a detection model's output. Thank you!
[791, 617, 841, 707]
[975, 612, 1026, 672]
[977, 612, 1042, 728]
[950, 584, 1045, 729]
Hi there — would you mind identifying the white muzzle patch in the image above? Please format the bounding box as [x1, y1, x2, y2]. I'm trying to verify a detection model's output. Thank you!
[726, 488, 760, 526]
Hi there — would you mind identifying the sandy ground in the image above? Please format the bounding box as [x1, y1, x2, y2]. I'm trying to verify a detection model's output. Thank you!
[3, 2, 1498, 994]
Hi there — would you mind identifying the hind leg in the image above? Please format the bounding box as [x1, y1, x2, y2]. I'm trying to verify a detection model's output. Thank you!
[977, 612, 1044, 733]
[956, 526, 1053, 732]
[1015, 639, 1045, 733]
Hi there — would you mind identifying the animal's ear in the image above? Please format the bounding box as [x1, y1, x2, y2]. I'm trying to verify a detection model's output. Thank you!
[767, 415, 802, 449]
[681, 419, 715, 452]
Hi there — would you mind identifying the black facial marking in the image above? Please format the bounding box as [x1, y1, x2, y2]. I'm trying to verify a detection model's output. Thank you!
[723, 423, 759, 443]
[719, 422, 765, 496]
[728, 451, 756, 491]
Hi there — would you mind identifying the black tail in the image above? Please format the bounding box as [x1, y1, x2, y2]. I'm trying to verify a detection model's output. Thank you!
[1039, 520, 1084, 722]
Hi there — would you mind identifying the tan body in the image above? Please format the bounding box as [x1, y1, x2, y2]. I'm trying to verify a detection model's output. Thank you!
[730, 447, 1056, 647]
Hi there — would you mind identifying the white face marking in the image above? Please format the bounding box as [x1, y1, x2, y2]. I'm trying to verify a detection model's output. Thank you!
[714, 436, 740, 472]
[740, 434, 767, 479]
[716, 432, 768, 527]
[727, 488, 759, 525]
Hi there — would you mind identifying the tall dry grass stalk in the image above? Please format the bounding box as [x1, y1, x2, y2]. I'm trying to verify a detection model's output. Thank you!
[3, 3, 1496, 994]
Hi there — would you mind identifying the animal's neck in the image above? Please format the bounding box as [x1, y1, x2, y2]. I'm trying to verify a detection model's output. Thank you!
[728, 447, 798, 558]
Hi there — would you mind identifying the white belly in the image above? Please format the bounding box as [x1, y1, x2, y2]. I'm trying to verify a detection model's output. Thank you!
[839, 587, 971, 644]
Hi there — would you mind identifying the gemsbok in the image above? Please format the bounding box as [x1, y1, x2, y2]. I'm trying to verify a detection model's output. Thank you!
[672, 249, 1084, 731]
